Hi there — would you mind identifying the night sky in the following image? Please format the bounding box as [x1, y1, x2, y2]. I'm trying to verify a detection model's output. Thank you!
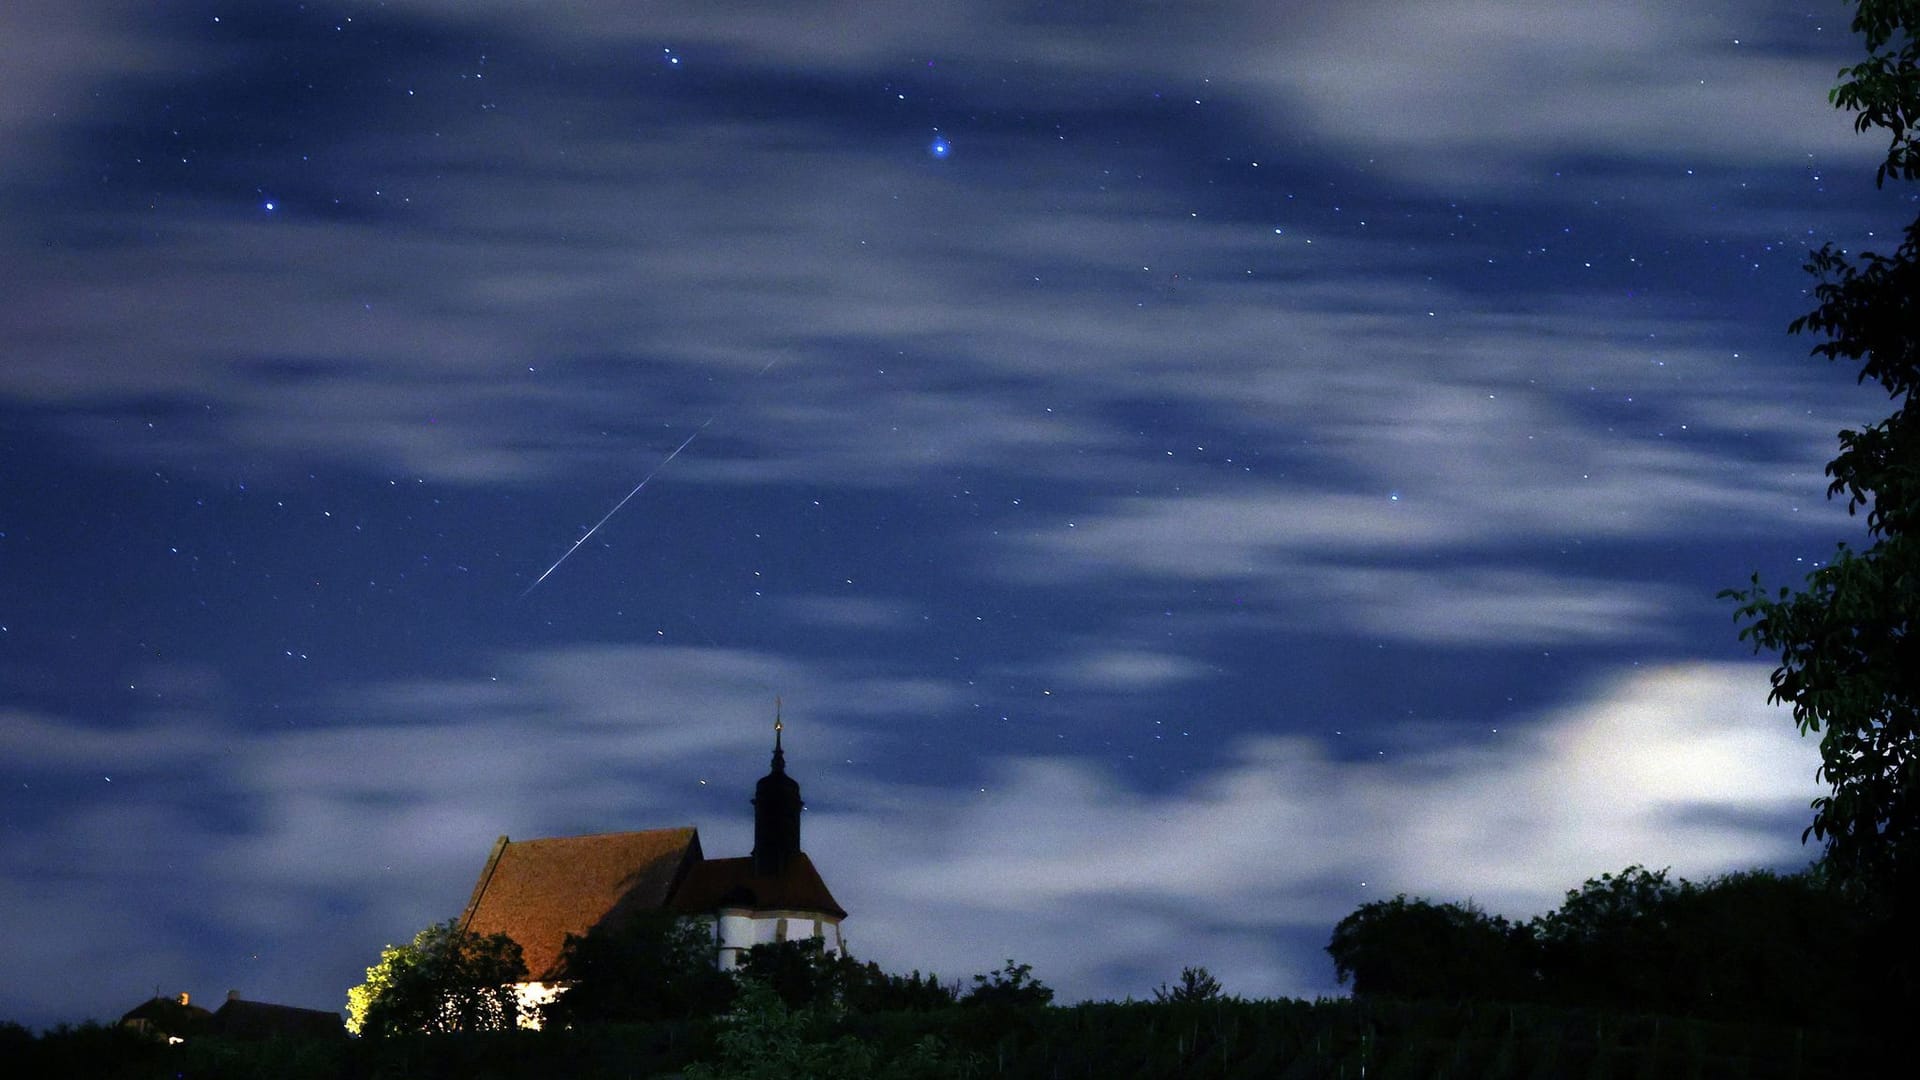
[2, 1, 1911, 1027]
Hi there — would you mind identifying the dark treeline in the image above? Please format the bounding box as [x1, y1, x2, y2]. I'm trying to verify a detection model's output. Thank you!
[6, 874, 1891, 1080]
[1325, 863, 1894, 1033]
[2, 990, 1869, 1079]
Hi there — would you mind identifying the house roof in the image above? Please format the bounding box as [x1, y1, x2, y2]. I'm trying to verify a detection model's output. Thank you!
[671, 853, 847, 920]
[458, 827, 703, 981]
[210, 997, 346, 1041]
[120, 996, 212, 1036]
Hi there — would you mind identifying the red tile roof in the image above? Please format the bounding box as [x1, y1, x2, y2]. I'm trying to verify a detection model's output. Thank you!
[671, 853, 846, 920]
[458, 827, 702, 981]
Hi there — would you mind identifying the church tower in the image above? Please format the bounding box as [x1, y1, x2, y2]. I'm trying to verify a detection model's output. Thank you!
[752, 707, 803, 876]
[457, 698, 846, 988]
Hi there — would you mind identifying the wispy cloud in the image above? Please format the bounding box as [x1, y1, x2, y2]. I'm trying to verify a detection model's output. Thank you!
[1303, 566, 1685, 646]
[0, 656, 1821, 1020]
[827, 662, 1822, 1000]
[1, 2, 1862, 503]
[376, 1, 1869, 186]
[1241, 1, 1870, 187]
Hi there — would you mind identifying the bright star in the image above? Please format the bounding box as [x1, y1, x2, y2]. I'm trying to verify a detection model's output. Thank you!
[263, 200, 276, 212]
[929, 135, 950, 159]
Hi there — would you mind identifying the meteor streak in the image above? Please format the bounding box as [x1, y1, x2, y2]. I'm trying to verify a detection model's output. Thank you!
[522, 357, 781, 597]
[521, 418, 712, 596]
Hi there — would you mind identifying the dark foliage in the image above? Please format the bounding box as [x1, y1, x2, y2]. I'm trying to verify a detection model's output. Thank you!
[1329, 865, 1881, 1033]
[0, 1019, 30, 1056]
[1832, 0, 1920, 186]
[539, 910, 736, 1027]
[1328, 896, 1536, 1001]
[1529, 865, 1688, 1011]
[9, 1021, 163, 1079]
[1653, 866, 1883, 1024]
[960, 959, 1053, 1009]
[838, 958, 960, 1014]
[685, 978, 975, 1080]
[1152, 966, 1227, 1004]
[5, 992, 1881, 1079]
[838, 997, 1869, 1079]
[730, 938, 958, 1016]
[345, 918, 529, 1036]
[736, 938, 842, 1012]
[1725, 0, 1920, 915]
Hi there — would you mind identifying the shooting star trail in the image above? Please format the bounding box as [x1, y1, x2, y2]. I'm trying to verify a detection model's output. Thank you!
[521, 417, 713, 597]
[521, 357, 783, 597]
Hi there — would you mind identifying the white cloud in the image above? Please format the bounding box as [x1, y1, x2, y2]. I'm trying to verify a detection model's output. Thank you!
[0, 1, 1865, 506]
[0, 642, 965, 1023]
[1287, 566, 1684, 646]
[771, 595, 922, 631]
[0, 1, 177, 184]
[1050, 648, 1211, 691]
[1001, 461, 1833, 585]
[0, 708, 224, 769]
[374, 1, 1869, 187]
[819, 662, 1822, 1000]
[0, 656, 1825, 1021]
[1239, 1, 1871, 187]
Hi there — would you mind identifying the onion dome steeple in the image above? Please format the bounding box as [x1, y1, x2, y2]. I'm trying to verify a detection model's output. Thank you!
[752, 700, 803, 877]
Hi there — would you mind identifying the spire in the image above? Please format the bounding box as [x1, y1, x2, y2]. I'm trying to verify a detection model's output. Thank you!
[753, 698, 802, 876]
[771, 697, 786, 773]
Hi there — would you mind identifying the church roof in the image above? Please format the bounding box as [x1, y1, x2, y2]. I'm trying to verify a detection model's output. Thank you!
[458, 827, 703, 982]
[671, 852, 847, 920]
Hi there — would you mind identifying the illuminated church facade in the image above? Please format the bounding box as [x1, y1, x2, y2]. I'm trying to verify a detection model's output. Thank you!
[456, 719, 845, 1016]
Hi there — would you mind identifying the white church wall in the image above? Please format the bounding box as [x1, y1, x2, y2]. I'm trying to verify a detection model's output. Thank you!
[713, 909, 844, 970]
[716, 911, 755, 970]
[510, 981, 562, 1030]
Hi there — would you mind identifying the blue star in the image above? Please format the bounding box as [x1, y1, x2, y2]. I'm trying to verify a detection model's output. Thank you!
[929, 135, 951, 159]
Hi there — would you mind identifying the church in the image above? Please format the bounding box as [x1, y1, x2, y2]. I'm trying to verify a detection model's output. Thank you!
[456, 718, 845, 1015]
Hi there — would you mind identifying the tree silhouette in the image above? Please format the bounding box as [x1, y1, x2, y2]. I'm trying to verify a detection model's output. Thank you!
[961, 960, 1053, 1009]
[346, 919, 528, 1036]
[1151, 966, 1225, 1004]
[539, 910, 735, 1027]
[1327, 896, 1535, 1001]
[1726, 0, 1920, 904]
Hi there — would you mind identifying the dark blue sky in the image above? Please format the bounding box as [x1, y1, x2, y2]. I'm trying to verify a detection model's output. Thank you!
[2, 0, 1911, 1026]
